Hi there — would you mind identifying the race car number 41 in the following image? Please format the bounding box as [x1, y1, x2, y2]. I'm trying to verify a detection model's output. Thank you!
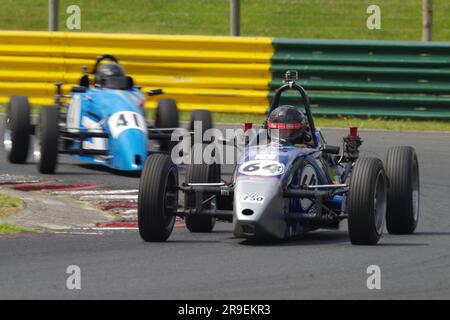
[108, 111, 147, 138]
[239, 160, 285, 176]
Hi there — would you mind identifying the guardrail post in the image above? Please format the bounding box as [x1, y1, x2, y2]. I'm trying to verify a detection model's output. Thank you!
[49, 0, 59, 31]
[230, 0, 240, 36]
[422, 0, 432, 41]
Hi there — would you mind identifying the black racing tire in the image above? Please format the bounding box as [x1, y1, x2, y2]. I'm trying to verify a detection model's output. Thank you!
[138, 154, 178, 242]
[37, 106, 59, 174]
[190, 109, 213, 139]
[347, 157, 387, 245]
[5, 95, 31, 163]
[154, 99, 179, 152]
[185, 160, 221, 233]
[190, 110, 214, 165]
[385, 146, 419, 234]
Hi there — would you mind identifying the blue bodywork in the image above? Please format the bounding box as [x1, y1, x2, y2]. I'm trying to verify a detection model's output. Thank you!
[66, 87, 148, 171]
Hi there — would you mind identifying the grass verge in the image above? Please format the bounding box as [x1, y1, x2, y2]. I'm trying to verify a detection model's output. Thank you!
[0, 194, 32, 234]
[0, 194, 23, 217]
[0, 104, 449, 131]
[198, 113, 450, 132]
[0, 223, 31, 234]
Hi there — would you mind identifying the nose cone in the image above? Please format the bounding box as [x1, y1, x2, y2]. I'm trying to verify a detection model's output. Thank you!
[233, 177, 286, 239]
[110, 128, 148, 171]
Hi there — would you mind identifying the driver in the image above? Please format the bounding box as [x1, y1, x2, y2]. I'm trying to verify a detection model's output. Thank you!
[94, 63, 126, 89]
[266, 105, 312, 146]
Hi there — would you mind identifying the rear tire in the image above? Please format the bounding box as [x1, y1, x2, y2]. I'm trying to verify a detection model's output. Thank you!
[385, 146, 419, 234]
[37, 106, 59, 174]
[190, 109, 214, 164]
[347, 157, 387, 245]
[190, 109, 213, 140]
[138, 154, 178, 242]
[4, 95, 31, 163]
[155, 99, 179, 152]
[185, 160, 221, 233]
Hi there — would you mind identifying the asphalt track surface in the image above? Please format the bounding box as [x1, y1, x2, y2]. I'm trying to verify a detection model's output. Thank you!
[0, 119, 449, 299]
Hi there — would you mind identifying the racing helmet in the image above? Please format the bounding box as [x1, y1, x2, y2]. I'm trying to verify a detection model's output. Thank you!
[95, 63, 126, 85]
[267, 105, 307, 143]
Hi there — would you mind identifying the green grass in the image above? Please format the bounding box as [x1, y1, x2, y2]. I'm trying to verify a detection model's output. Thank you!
[200, 113, 450, 132]
[1, 0, 450, 41]
[0, 104, 449, 131]
[0, 194, 22, 217]
[0, 194, 32, 234]
[0, 223, 30, 234]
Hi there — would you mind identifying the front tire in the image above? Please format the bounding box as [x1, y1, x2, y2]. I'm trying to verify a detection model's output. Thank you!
[385, 146, 419, 234]
[37, 106, 59, 174]
[347, 157, 387, 245]
[4, 95, 31, 163]
[185, 161, 221, 233]
[138, 154, 178, 242]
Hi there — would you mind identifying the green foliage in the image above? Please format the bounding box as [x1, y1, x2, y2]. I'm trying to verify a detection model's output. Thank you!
[1, 0, 449, 41]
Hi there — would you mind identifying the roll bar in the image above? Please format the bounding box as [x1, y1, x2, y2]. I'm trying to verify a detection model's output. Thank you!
[268, 71, 318, 147]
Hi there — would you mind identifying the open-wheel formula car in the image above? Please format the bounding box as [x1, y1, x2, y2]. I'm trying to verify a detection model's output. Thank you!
[137, 71, 420, 245]
[3, 54, 213, 174]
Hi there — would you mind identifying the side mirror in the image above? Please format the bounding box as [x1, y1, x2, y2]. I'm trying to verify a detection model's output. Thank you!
[147, 89, 163, 96]
[322, 145, 340, 155]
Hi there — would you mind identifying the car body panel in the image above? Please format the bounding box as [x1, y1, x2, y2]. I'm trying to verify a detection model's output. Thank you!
[233, 131, 345, 239]
[65, 87, 148, 171]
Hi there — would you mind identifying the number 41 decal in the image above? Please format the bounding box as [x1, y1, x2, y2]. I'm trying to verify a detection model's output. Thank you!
[108, 111, 146, 138]
[116, 113, 141, 128]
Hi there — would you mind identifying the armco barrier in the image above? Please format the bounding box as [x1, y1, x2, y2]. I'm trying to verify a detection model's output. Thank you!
[271, 39, 450, 119]
[1, 31, 450, 119]
[0, 31, 273, 113]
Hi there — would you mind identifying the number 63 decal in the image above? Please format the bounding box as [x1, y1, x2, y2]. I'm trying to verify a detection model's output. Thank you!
[238, 160, 285, 176]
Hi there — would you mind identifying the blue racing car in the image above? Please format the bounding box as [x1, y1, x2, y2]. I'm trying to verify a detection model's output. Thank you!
[4, 54, 212, 174]
[137, 71, 420, 245]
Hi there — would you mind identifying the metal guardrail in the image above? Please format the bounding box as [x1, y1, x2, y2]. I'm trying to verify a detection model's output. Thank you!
[0, 32, 449, 119]
[0, 31, 273, 113]
[271, 38, 450, 119]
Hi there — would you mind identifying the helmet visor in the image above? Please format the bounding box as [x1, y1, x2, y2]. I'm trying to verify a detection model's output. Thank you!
[268, 121, 302, 140]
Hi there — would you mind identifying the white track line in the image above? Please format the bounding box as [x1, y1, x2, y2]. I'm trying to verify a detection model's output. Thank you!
[80, 195, 138, 201]
[116, 209, 137, 215]
[0, 180, 41, 184]
[120, 214, 137, 218]
[52, 189, 138, 195]
[53, 231, 105, 235]
[91, 227, 137, 231]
